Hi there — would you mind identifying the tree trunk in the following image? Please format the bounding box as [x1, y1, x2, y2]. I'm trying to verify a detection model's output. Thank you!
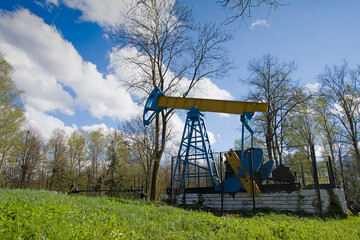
[149, 112, 168, 201]
[150, 158, 160, 201]
[354, 145, 360, 176]
[149, 114, 160, 201]
[338, 147, 347, 201]
[20, 164, 27, 189]
[274, 132, 282, 165]
[77, 160, 81, 185]
[266, 128, 274, 165]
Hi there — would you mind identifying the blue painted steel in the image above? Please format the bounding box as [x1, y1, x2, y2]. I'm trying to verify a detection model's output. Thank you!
[215, 148, 268, 192]
[173, 107, 220, 188]
[241, 112, 255, 134]
[214, 113, 274, 193]
[242, 149, 263, 176]
[215, 158, 274, 192]
[259, 159, 274, 182]
[240, 113, 254, 169]
[143, 86, 166, 126]
[216, 175, 242, 192]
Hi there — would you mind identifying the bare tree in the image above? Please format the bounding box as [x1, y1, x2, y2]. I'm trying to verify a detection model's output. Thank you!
[111, 0, 232, 200]
[46, 129, 68, 191]
[120, 117, 159, 198]
[318, 62, 360, 175]
[246, 54, 307, 166]
[313, 96, 339, 165]
[85, 129, 106, 189]
[18, 129, 42, 189]
[67, 130, 87, 187]
[217, 0, 285, 23]
[105, 129, 130, 190]
[286, 92, 315, 159]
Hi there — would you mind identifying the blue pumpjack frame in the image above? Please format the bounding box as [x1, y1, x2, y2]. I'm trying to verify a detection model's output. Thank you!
[173, 107, 220, 188]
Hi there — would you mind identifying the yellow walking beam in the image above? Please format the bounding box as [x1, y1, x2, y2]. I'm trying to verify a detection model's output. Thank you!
[143, 86, 268, 126]
[157, 96, 268, 115]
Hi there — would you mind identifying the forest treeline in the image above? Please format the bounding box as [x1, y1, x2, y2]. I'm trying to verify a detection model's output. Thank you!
[0, 125, 171, 198]
[1, 51, 360, 201]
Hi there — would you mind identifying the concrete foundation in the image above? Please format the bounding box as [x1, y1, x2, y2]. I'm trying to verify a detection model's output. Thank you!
[174, 189, 347, 215]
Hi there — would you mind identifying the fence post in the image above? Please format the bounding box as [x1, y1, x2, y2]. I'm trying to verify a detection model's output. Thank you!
[170, 156, 175, 204]
[220, 152, 224, 215]
[310, 144, 323, 218]
[250, 149, 256, 214]
[301, 162, 306, 188]
[182, 161, 186, 206]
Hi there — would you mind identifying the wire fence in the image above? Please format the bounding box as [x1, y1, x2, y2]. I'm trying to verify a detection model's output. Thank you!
[168, 147, 360, 216]
[68, 185, 145, 199]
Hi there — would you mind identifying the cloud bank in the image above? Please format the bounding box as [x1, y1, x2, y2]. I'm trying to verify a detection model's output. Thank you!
[0, 9, 140, 139]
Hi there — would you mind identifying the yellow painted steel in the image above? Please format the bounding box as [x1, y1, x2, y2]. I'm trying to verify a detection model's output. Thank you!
[157, 96, 267, 114]
[224, 149, 261, 197]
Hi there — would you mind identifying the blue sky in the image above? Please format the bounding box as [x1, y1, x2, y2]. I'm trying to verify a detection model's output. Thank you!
[0, 0, 359, 153]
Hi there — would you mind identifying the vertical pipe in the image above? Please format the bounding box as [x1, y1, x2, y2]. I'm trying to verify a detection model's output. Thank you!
[241, 115, 245, 160]
[194, 123, 197, 186]
[250, 129, 254, 149]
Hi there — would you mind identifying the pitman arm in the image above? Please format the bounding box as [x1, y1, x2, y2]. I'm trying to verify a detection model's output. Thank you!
[224, 149, 261, 197]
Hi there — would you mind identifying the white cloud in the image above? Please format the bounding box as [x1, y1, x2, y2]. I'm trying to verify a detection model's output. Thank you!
[81, 123, 113, 133]
[167, 113, 184, 146]
[192, 78, 234, 100]
[191, 78, 234, 118]
[305, 82, 320, 93]
[0, 9, 77, 114]
[0, 9, 140, 139]
[108, 47, 149, 99]
[59, 0, 132, 27]
[57, 0, 175, 28]
[72, 62, 141, 120]
[250, 19, 269, 29]
[24, 106, 77, 140]
[207, 131, 216, 145]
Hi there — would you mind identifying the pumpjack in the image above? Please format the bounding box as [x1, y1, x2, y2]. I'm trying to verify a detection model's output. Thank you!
[143, 86, 274, 196]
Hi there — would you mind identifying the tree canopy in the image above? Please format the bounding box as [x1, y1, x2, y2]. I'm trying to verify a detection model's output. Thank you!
[0, 54, 26, 174]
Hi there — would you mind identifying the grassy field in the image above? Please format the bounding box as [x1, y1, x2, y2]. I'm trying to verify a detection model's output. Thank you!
[0, 189, 359, 239]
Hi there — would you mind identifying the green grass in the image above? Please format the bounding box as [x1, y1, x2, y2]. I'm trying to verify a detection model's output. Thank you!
[0, 189, 359, 239]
